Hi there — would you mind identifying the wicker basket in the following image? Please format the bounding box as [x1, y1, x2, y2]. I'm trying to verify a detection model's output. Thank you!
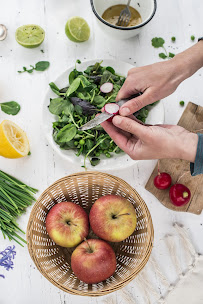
[27, 172, 154, 296]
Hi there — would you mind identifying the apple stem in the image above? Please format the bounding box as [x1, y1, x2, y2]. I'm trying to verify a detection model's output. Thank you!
[117, 213, 130, 217]
[84, 238, 93, 253]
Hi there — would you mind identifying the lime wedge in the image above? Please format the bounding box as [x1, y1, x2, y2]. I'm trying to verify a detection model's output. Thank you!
[15, 24, 45, 48]
[65, 17, 90, 42]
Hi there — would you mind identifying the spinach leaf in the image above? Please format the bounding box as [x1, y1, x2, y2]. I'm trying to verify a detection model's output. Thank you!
[78, 75, 91, 87]
[0, 101, 21, 115]
[63, 101, 74, 116]
[93, 95, 105, 105]
[69, 71, 75, 84]
[48, 98, 66, 115]
[66, 78, 81, 97]
[106, 66, 115, 75]
[57, 124, 77, 143]
[75, 105, 83, 115]
[49, 82, 61, 96]
[35, 61, 50, 71]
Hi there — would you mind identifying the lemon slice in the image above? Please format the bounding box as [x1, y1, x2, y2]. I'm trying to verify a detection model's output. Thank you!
[0, 120, 30, 158]
[15, 24, 45, 48]
[65, 17, 90, 42]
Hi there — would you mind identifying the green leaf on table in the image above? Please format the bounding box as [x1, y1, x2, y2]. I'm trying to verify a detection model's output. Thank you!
[49, 82, 61, 96]
[0, 101, 21, 115]
[151, 37, 165, 48]
[35, 61, 50, 71]
[66, 78, 81, 96]
[57, 124, 77, 143]
[169, 52, 175, 58]
[159, 53, 167, 59]
[90, 157, 100, 166]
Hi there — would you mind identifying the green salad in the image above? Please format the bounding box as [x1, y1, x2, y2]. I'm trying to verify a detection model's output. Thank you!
[48, 61, 157, 168]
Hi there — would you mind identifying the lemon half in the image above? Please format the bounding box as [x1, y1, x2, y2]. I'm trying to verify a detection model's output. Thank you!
[0, 120, 30, 158]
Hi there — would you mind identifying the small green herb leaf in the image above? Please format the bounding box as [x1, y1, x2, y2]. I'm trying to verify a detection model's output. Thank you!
[171, 37, 176, 42]
[76, 59, 81, 64]
[66, 78, 81, 97]
[57, 125, 77, 143]
[90, 157, 100, 166]
[191, 35, 195, 41]
[159, 53, 167, 59]
[28, 151, 31, 155]
[49, 82, 61, 96]
[48, 98, 66, 115]
[0, 101, 21, 115]
[151, 37, 165, 48]
[35, 61, 50, 71]
[169, 52, 175, 58]
[179, 101, 185, 106]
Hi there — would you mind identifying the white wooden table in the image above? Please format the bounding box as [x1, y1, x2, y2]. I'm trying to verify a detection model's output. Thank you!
[0, 0, 203, 303]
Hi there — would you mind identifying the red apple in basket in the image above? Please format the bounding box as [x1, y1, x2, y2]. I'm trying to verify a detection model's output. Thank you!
[71, 239, 117, 284]
[89, 195, 137, 242]
[46, 201, 89, 247]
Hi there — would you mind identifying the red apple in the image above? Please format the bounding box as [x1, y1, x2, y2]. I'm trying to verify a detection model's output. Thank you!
[89, 195, 137, 242]
[71, 239, 116, 284]
[46, 201, 89, 247]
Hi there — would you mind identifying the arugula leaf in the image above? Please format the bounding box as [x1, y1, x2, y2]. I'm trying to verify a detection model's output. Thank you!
[57, 125, 77, 143]
[66, 78, 81, 97]
[151, 37, 165, 48]
[35, 61, 50, 71]
[159, 53, 167, 59]
[0, 101, 21, 115]
[49, 82, 61, 96]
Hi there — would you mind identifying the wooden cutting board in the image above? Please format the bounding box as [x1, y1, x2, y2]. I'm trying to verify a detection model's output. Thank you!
[145, 102, 203, 215]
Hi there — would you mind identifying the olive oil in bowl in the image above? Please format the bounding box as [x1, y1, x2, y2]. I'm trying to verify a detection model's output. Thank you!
[102, 5, 142, 27]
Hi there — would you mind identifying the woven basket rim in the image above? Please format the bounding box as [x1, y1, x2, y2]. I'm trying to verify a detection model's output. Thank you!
[27, 171, 154, 296]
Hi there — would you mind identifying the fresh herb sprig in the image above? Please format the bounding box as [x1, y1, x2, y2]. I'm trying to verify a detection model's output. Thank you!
[18, 61, 50, 74]
[0, 170, 38, 246]
[152, 37, 175, 60]
[0, 101, 20, 115]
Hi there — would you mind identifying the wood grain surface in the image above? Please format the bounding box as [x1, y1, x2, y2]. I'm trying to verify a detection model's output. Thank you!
[146, 102, 203, 215]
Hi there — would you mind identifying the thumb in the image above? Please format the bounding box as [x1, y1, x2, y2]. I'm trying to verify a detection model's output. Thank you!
[119, 88, 156, 116]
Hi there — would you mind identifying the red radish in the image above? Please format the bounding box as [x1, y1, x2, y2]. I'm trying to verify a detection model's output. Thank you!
[100, 82, 113, 94]
[169, 184, 191, 207]
[104, 103, 119, 115]
[154, 172, 172, 190]
[104, 103, 120, 122]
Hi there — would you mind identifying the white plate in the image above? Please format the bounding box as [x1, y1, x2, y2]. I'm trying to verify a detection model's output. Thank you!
[42, 59, 164, 170]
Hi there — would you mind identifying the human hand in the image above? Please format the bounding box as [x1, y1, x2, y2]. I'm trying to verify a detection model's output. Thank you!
[117, 59, 183, 116]
[118, 41, 203, 116]
[101, 115, 198, 162]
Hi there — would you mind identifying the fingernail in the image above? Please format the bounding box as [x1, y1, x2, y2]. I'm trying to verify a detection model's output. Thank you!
[121, 107, 130, 116]
[113, 115, 122, 125]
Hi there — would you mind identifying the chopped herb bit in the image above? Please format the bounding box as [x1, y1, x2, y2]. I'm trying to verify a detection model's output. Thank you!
[171, 37, 176, 42]
[169, 52, 175, 58]
[40, 49, 44, 53]
[18, 61, 50, 74]
[152, 37, 175, 60]
[151, 37, 165, 48]
[191, 35, 195, 41]
[28, 151, 31, 155]
[159, 53, 167, 59]
[179, 101, 185, 106]
[76, 59, 81, 64]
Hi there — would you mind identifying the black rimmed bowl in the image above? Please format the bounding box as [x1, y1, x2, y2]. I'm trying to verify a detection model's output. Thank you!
[90, 0, 157, 40]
